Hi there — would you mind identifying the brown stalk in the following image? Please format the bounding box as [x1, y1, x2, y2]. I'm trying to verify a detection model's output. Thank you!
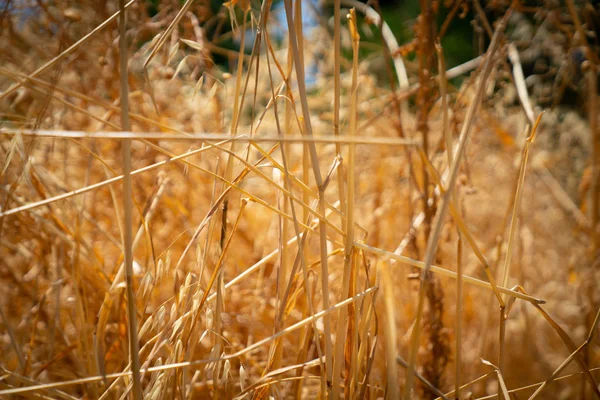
[498, 113, 543, 385]
[332, 8, 360, 400]
[261, 14, 328, 395]
[282, 1, 334, 393]
[381, 261, 400, 399]
[0, 128, 418, 146]
[118, 0, 142, 397]
[333, 0, 346, 234]
[212, 6, 252, 395]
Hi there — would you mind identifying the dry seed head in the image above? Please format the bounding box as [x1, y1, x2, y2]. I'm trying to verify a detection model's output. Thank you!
[139, 272, 153, 299]
[224, 359, 231, 381]
[148, 379, 163, 400]
[199, 329, 209, 344]
[175, 339, 183, 361]
[165, 250, 172, 273]
[196, 242, 203, 268]
[206, 308, 214, 330]
[239, 364, 248, 391]
[62, 8, 82, 22]
[138, 315, 153, 339]
[156, 259, 164, 280]
[169, 302, 177, 322]
[170, 317, 183, 341]
[151, 357, 163, 382]
[155, 305, 166, 330]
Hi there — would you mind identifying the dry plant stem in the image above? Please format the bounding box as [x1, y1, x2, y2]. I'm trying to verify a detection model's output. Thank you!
[262, 24, 327, 394]
[528, 308, 600, 399]
[0, 0, 135, 101]
[455, 234, 463, 399]
[118, 0, 142, 398]
[418, 0, 435, 241]
[263, 16, 324, 394]
[498, 114, 542, 379]
[396, 355, 448, 400]
[332, 10, 359, 399]
[404, 11, 512, 398]
[333, 0, 346, 233]
[283, 0, 334, 392]
[481, 360, 510, 400]
[0, 287, 378, 396]
[472, 367, 600, 400]
[0, 128, 418, 146]
[272, 0, 293, 376]
[213, 9, 250, 394]
[436, 372, 494, 399]
[508, 43, 534, 125]
[380, 262, 400, 399]
[436, 42, 451, 167]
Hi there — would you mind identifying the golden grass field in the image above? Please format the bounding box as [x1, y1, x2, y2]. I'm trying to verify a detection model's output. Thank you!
[0, 0, 599, 398]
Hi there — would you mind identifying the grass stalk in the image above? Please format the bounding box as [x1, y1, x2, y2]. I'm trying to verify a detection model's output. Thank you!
[498, 114, 542, 384]
[3, 2, 599, 398]
[333, 0, 346, 234]
[455, 233, 463, 399]
[262, 16, 328, 395]
[354, 241, 544, 304]
[332, 9, 359, 399]
[381, 262, 400, 399]
[282, 1, 334, 393]
[118, 0, 142, 398]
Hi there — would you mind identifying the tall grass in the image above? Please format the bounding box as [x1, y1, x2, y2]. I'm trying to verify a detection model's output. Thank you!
[0, 0, 599, 399]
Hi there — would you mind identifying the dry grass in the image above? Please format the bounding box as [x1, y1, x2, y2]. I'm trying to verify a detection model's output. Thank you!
[0, 0, 599, 399]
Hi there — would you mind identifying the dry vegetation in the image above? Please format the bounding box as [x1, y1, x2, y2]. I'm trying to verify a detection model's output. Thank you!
[0, 0, 599, 399]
